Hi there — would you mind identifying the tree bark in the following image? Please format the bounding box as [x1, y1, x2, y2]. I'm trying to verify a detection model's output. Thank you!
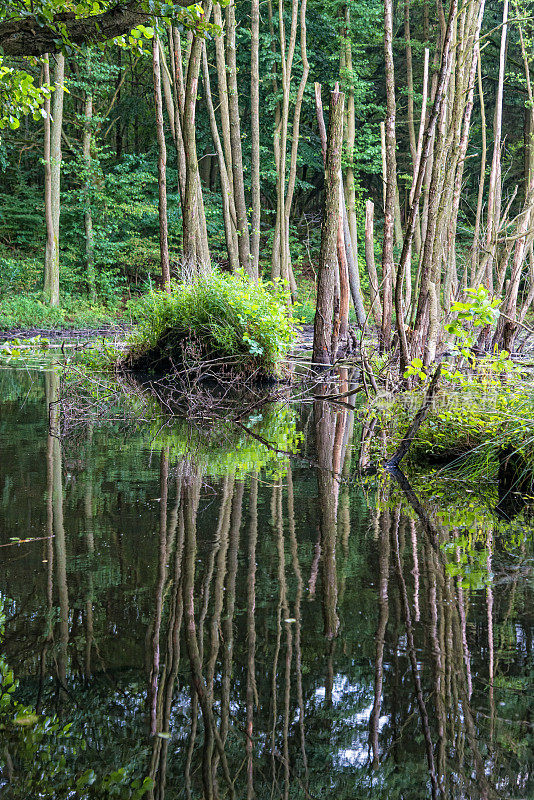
[484, 0, 509, 292]
[0, 2, 193, 56]
[365, 200, 382, 326]
[226, 0, 253, 276]
[182, 33, 205, 267]
[82, 72, 96, 302]
[201, 44, 239, 271]
[313, 89, 344, 366]
[153, 36, 171, 290]
[250, 0, 261, 278]
[43, 53, 65, 308]
[381, 0, 397, 349]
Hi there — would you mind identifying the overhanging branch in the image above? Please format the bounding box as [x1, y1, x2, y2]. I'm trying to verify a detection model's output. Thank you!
[0, 1, 195, 56]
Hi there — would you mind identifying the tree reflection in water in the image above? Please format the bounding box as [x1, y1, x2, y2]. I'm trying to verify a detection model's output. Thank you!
[0, 367, 532, 799]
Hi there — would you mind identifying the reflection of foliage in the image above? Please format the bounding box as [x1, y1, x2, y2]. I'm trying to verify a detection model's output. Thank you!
[0, 599, 153, 798]
[148, 405, 302, 477]
[61, 367, 302, 477]
[441, 535, 491, 590]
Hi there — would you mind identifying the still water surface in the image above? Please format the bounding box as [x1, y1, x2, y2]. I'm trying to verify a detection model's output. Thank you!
[0, 364, 532, 799]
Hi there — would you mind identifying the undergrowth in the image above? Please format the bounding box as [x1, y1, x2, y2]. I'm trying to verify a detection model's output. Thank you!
[0, 292, 124, 331]
[124, 270, 299, 377]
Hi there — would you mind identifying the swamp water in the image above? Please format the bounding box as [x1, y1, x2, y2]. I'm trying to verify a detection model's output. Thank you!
[0, 361, 532, 799]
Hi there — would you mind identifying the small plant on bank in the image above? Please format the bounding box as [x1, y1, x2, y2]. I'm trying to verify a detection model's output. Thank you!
[368, 287, 534, 483]
[122, 269, 299, 378]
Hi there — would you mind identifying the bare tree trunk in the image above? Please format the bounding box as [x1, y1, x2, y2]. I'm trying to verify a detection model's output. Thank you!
[404, 0, 417, 163]
[201, 44, 239, 272]
[82, 54, 96, 302]
[282, 0, 309, 298]
[316, 83, 365, 326]
[493, 21, 534, 353]
[83, 95, 95, 301]
[396, 0, 459, 373]
[337, 183, 350, 341]
[153, 37, 171, 291]
[43, 55, 53, 303]
[182, 32, 205, 267]
[313, 89, 344, 366]
[484, 0, 509, 293]
[470, 46, 486, 283]
[341, 5, 358, 257]
[381, 0, 397, 349]
[166, 29, 210, 267]
[250, 0, 261, 278]
[226, 0, 252, 275]
[44, 53, 64, 307]
[365, 200, 382, 326]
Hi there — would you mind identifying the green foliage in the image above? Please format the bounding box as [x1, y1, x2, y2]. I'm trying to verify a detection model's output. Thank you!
[126, 269, 299, 376]
[146, 403, 302, 477]
[404, 287, 516, 384]
[0, 292, 121, 330]
[0, 56, 52, 134]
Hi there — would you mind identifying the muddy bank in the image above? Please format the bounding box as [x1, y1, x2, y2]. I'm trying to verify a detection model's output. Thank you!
[0, 324, 132, 343]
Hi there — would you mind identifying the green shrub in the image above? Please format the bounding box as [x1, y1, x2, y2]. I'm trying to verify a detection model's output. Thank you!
[124, 270, 299, 377]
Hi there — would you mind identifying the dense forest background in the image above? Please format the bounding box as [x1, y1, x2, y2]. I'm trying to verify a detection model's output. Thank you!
[0, 1, 533, 341]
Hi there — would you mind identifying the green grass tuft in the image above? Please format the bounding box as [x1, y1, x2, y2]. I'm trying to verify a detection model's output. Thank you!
[124, 270, 299, 377]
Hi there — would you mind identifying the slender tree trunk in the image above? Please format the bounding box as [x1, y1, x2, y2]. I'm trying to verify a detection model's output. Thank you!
[82, 87, 96, 302]
[470, 46, 486, 283]
[316, 83, 365, 326]
[44, 53, 65, 308]
[381, 0, 397, 349]
[313, 89, 344, 366]
[484, 0, 509, 292]
[43, 55, 53, 303]
[397, 0, 459, 373]
[404, 0, 417, 163]
[250, 0, 261, 278]
[365, 200, 382, 326]
[341, 5, 358, 257]
[182, 32, 205, 268]
[166, 28, 209, 266]
[226, 0, 252, 275]
[153, 36, 170, 290]
[282, 0, 309, 298]
[201, 44, 239, 271]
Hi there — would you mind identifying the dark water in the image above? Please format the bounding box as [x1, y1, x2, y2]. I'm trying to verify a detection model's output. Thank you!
[0, 364, 532, 799]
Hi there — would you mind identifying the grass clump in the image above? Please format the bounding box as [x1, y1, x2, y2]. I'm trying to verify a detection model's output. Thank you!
[123, 270, 298, 378]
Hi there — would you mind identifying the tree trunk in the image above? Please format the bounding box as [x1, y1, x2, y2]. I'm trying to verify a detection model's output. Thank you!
[381, 0, 397, 349]
[226, 0, 252, 275]
[82, 76, 96, 302]
[153, 36, 171, 290]
[313, 89, 344, 366]
[250, 0, 261, 278]
[182, 33, 205, 268]
[43, 53, 65, 308]
[365, 200, 382, 326]
[399, 0, 459, 371]
[316, 83, 365, 327]
[484, 0, 508, 292]
[201, 44, 239, 271]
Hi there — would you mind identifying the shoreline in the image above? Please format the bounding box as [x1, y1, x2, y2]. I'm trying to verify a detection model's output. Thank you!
[0, 323, 133, 343]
